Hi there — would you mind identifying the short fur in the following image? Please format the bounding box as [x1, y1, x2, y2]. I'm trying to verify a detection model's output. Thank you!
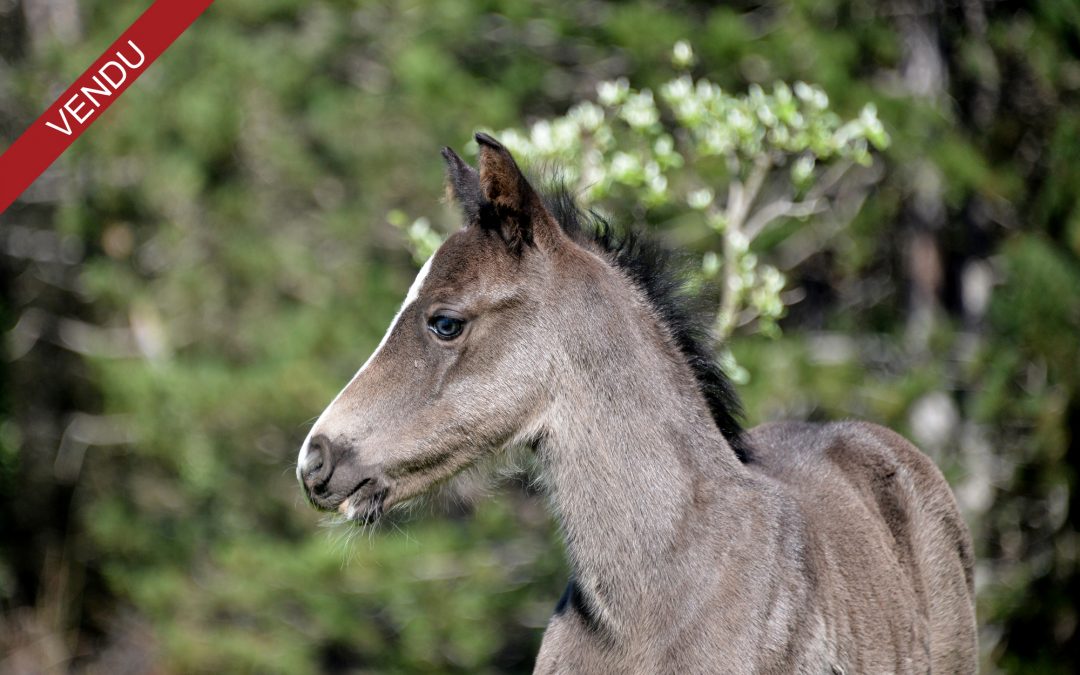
[297, 134, 977, 674]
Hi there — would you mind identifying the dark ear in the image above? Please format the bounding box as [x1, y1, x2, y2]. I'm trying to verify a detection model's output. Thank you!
[475, 132, 559, 250]
[441, 146, 482, 223]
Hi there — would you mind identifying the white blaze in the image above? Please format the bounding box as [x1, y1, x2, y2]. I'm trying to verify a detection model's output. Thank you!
[297, 254, 435, 480]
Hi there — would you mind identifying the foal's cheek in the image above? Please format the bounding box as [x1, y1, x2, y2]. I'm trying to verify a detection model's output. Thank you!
[421, 344, 466, 399]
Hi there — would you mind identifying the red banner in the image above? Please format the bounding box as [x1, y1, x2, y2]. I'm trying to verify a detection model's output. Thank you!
[0, 0, 215, 215]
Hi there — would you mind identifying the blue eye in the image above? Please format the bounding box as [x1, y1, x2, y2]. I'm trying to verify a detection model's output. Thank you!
[428, 315, 465, 340]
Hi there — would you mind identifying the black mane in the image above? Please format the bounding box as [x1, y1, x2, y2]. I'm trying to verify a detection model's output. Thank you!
[541, 185, 753, 463]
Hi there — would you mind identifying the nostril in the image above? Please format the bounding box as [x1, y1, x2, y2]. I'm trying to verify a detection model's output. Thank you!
[302, 434, 334, 487]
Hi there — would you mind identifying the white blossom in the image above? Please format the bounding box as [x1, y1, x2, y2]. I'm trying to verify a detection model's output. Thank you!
[672, 40, 694, 68]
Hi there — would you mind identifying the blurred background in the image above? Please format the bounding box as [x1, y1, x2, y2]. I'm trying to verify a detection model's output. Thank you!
[1, 0, 1078, 672]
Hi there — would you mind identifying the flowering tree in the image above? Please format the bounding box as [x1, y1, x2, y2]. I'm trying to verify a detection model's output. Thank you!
[394, 42, 888, 381]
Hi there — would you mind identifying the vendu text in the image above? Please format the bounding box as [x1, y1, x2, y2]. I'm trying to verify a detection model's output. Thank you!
[45, 40, 146, 136]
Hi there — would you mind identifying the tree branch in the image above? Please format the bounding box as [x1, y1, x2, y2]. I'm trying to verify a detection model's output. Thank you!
[743, 197, 827, 240]
[715, 156, 771, 341]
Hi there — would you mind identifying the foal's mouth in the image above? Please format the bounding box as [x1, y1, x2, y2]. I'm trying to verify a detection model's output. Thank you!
[336, 478, 389, 525]
[304, 472, 390, 525]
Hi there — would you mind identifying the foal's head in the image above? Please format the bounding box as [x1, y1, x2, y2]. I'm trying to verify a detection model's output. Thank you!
[297, 134, 580, 522]
[297, 133, 746, 523]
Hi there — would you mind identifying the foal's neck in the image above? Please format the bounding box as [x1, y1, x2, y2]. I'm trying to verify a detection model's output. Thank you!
[540, 288, 758, 634]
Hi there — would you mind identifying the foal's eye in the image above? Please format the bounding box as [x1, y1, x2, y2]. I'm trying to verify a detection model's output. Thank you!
[428, 315, 465, 340]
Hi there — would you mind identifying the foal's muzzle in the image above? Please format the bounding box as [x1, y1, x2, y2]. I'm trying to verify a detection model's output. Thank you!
[299, 434, 387, 520]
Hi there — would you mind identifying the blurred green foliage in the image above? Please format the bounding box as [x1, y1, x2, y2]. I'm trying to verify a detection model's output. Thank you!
[1, 0, 1079, 673]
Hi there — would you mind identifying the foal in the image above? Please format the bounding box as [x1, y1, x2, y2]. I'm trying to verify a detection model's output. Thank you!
[297, 134, 977, 674]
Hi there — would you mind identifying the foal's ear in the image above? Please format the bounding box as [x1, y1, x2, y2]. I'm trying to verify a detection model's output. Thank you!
[475, 132, 560, 251]
[441, 146, 482, 223]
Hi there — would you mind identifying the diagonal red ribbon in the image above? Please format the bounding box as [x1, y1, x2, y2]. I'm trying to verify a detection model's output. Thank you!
[0, 0, 215, 215]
